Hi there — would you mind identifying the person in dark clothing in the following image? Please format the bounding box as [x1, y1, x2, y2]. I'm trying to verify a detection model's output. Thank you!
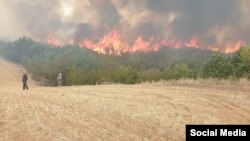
[22, 73, 29, 90]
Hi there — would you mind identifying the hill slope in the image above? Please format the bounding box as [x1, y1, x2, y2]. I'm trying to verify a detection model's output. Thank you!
[0, 58, 249, 141]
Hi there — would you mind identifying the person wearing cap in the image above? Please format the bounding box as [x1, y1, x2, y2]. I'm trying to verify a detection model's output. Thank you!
[57, 73, 63, 87]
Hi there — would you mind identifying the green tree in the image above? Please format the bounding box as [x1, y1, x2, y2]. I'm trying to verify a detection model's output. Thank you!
[114, 66, 139, 84]
[239, 47, 250, 75]
[171, 63, 190, 80]
[232, 47, 250, 78]
[203, 54, 232, 79]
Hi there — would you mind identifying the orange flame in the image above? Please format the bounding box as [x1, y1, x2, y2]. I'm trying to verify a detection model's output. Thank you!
[47, 37, 62, 47]
[185, 38, 199, 48]
[69, 38, 75, 45]
[223, 40, 243, 54]
[45, 29, 245, 55]
[79, 29, 172, 55]
[79, 30, 128, 55]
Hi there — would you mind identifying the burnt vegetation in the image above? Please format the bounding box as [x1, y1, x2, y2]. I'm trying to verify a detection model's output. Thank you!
[0, 37, 249, 86]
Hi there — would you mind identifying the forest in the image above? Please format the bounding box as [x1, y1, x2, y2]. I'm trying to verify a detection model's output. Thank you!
[0, 37, 249, 85]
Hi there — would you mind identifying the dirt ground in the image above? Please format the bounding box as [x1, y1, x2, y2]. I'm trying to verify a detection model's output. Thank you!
[0, 58, 249, 141]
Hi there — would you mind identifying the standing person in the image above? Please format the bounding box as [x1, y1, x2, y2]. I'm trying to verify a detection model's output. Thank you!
[57, 73, 62, 87]
[22, 73, 29, 90]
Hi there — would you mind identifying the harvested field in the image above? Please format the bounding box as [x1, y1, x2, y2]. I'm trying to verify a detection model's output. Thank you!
[0, 58, 249, 141]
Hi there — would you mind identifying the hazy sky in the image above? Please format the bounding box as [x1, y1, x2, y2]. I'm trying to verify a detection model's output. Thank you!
[1, 0, 250, 47]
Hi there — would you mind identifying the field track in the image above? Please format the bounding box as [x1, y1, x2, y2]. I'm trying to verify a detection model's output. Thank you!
[0, 58, 249, 141]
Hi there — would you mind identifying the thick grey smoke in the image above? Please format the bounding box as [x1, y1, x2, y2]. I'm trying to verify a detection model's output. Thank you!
[0, 0, 249, 48]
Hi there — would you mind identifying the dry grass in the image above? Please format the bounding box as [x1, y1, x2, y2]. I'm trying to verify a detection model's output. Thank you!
[0, 58, 250, 141]
[145, 78, 250, 91]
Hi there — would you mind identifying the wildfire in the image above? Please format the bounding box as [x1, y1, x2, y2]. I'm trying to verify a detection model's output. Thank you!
[185, 38, 199, 48]
[69, 38, 75, 45]
[46, 29, 245, 55]
[223, 40, 243, 54]
[79, 30, 128, 55]
[46, 37, 62, 47]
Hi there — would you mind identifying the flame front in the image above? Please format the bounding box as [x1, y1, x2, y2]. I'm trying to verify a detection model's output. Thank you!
[78, 29, 189, 55]
[47, 37, 62, 47]
[79, 30, 127, 55]
[46, 29, 245, 55]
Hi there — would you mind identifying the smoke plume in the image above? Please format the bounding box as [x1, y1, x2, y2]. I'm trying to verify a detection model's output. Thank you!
[0, 0, 249, 53]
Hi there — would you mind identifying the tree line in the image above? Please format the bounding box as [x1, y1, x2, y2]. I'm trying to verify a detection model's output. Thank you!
[0, 37, 249, 85]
